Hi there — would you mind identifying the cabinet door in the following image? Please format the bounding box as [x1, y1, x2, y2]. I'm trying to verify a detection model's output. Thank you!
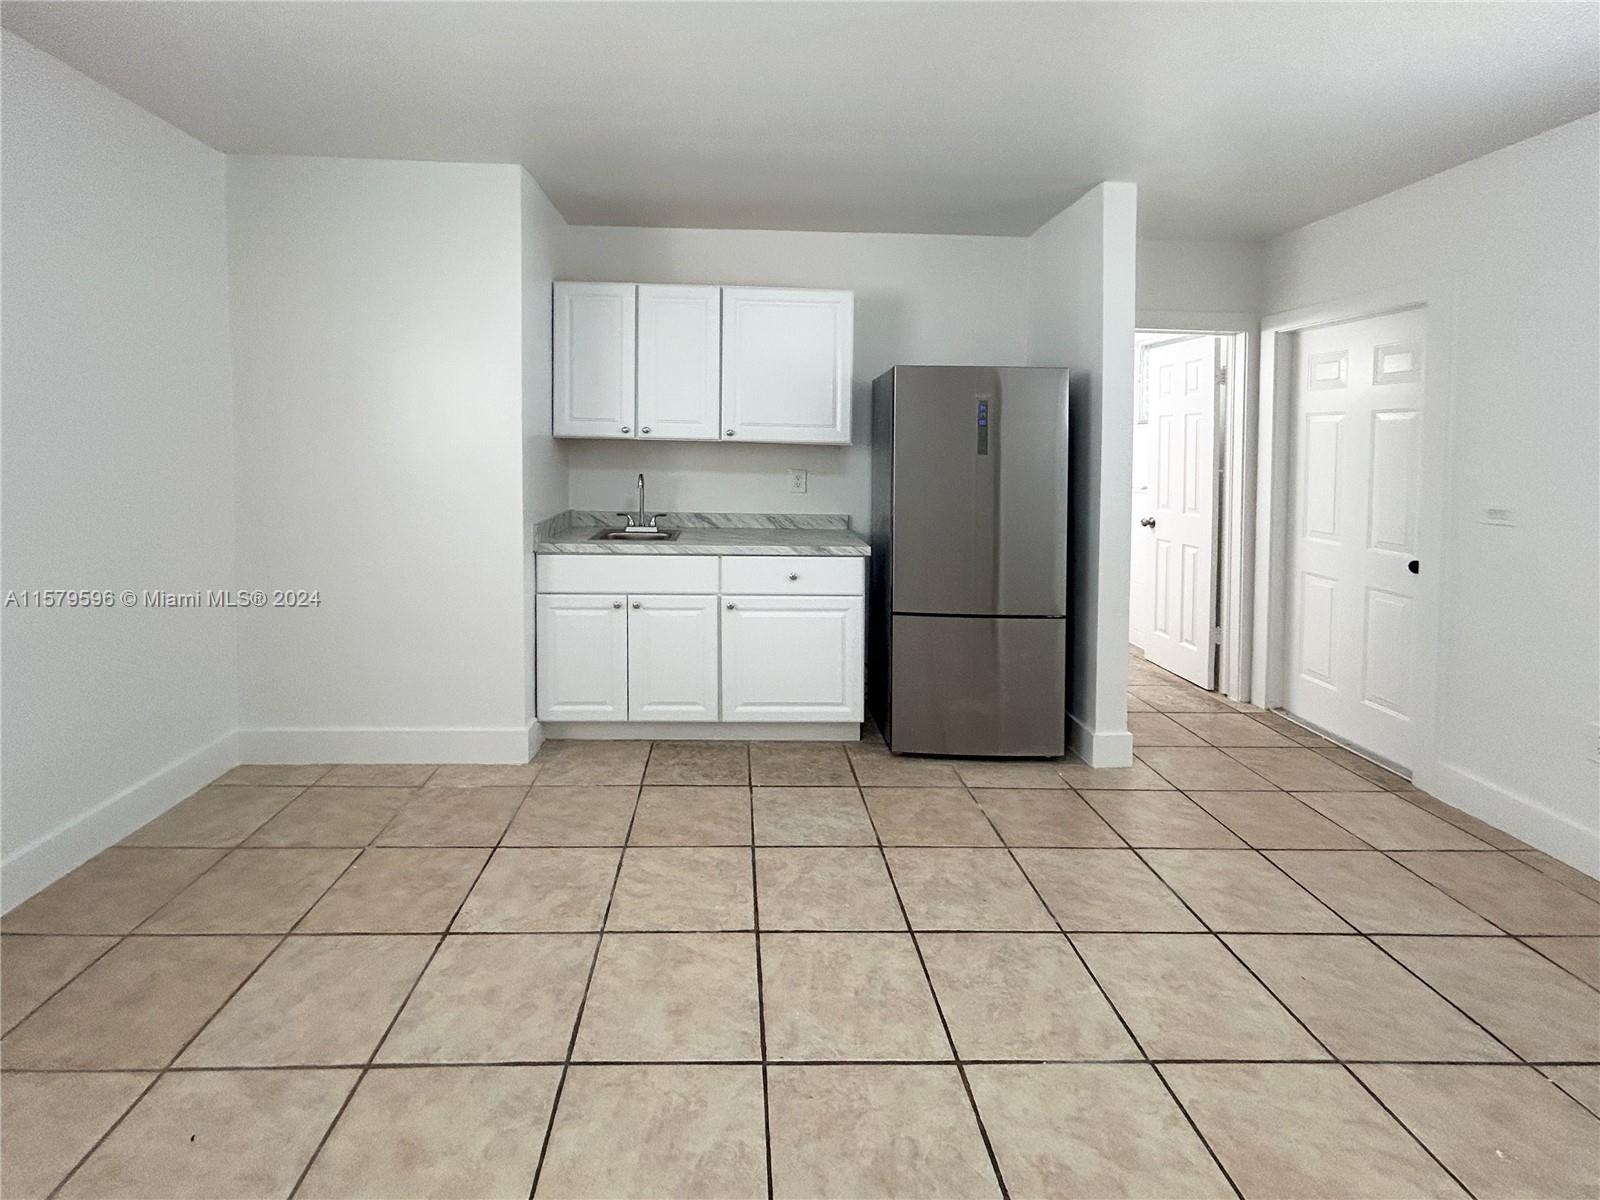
[628, 594, 719, 721]
[554, 282, 636, 439]
[536, 593, 628, 720]
[721, 595, 864, 721]
[721, 287, 854, 444]
[637, 285, 721, 441]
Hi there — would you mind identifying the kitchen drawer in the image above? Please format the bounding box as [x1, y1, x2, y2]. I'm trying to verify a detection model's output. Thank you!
[536, 554, 719, 595]
[719, 555, 864, 596]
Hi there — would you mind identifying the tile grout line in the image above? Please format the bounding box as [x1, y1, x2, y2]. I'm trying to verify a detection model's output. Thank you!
[286, 832, 500, 1199]
[524, 759, 647, 1200]
[1106, 758, 1481, 1197]
[1151, 766, 1567, 1189]
[41, 837, 374, 1200]
[745, 744, 775, 1200]
[969, 796, 1246, 1200]
[853, 758, 1012, 1200]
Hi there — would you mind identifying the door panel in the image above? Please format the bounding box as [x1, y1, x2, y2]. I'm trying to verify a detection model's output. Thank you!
[553, 283, 636, 439]
[637, 285, 720, 441]
[536, 593, 628, 720]
[1137, 337, 1217, 686]
[721, 288, 853, 444]
[890, 367, 1069, 617]
[1287, 307, 1425, 767]
[889, 615, 1066, 756]
[628, 594, 718, 721]
[721, 595, 864, 721]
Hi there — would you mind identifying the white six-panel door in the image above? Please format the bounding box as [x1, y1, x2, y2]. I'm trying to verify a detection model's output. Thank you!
[1138, 336, 1218, 687]
[553, 283, 636, 439]
[721, 287, 853, 443]
[628, 594, 719, 720]
[637, 285, 722, 441]
[535, 593, 629, 720]
[721, 595, 864, 721]
[1287, 307, 1426, 767]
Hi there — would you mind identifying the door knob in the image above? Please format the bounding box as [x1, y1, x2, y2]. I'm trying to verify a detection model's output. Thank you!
[631, 601, 641, 609]
[640, 427, 651, 434]
[788, 573, 799, 581]
[1140, 517, 1157, 528]
[620, 425, 631, 434]
[726, 602, 735, 610]
[725, 429, 736, 437]
[611, 600, 622, 609]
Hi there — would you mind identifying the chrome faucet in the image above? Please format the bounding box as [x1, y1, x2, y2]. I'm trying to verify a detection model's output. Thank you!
[619, 473, 656, 531]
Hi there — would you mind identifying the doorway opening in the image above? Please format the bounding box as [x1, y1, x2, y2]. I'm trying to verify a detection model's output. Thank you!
[1129, 329, 1248, 693]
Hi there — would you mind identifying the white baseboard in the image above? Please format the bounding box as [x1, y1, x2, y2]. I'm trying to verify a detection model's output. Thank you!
[1422, 760, 1600, 877]
[1068, 714, 1135, 768]
[541, 721, 861, 742]
[527, 720, 545, 761]
[237, 725, 534, 764]
[1, 729, 239, 912]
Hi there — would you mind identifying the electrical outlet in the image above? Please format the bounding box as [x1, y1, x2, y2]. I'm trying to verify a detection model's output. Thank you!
[1480, 505, 1515, 527]
[788, 468, 808, 495]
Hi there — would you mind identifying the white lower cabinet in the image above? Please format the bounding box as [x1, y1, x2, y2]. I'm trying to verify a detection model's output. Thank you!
[720, 595, 865, 722]
[535, 593, 628, 721]
[628, 594, 719, 721]
[535, 554, 865, 726]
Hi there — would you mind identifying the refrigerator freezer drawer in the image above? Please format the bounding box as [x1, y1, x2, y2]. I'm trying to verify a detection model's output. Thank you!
[889, 614, 1066, 757]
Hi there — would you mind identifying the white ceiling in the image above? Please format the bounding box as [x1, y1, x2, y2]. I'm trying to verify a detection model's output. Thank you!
[4, 2, 1596, 240]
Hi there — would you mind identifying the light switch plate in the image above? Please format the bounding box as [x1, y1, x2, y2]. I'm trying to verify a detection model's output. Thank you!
[788, 468, 808, 495]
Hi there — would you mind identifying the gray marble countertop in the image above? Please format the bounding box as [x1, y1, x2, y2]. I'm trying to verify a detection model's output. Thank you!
[531, 510, 870, 556]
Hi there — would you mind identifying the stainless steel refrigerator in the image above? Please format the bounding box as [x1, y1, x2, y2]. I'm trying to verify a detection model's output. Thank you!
[869, 366, 1069, 757]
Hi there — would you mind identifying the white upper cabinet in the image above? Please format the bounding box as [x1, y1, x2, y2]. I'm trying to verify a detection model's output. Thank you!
[554, 282, 636, 439]
[636, 285, 722, 441]
[721, 288, 854, 444]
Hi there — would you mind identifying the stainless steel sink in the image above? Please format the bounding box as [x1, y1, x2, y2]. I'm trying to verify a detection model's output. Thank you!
[588, 528, 680, 542]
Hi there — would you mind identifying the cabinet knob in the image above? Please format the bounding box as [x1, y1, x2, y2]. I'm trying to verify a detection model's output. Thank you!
[725, 429, 735, 437]
[788, 572, 799, 581]
[726, 602, 735, 610]
[621, 425, 631, 434]
[611, 600, 622, 609]
[631, 601, 641, 609]
[640, 426, 651, 435]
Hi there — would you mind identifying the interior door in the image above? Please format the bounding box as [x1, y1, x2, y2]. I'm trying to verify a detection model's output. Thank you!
[1287, 308, 1425, 767]
[627, 593, 719, 721]
[1137, 336, 1218, 686]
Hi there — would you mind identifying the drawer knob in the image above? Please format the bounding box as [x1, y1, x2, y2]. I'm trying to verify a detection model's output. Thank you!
[611, 600, 622, 609]
[726, 602, 735, 610]
[788, 572, 799, 581]
[631, 601, 641, 609]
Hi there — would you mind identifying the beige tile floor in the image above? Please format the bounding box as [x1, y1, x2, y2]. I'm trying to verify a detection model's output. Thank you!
[3, 657, 1599, 1199]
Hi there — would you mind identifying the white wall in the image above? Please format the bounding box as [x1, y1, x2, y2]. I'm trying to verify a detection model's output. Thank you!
[1137, 238, 1264, 327]
[1027, 183, 1140, 766]
[522, 173, 570, 748]
[1261, 114, 1600, 872]
[229, 157, 531, 763]
[1, 31, 237, 906]
[558, 226, 1030, 528]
